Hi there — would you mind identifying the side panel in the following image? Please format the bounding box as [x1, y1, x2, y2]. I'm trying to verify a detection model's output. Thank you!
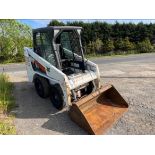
[24, 47, 34, 82]
[24, 47, 71, 106]
[24, 47, 65, 81]
[85, 59, 101, 89]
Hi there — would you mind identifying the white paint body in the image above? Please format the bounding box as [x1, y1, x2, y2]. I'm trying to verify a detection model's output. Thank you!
[24, 47, 100, 106]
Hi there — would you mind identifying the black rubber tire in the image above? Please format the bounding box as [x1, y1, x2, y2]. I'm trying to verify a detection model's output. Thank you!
[50, 84, 64, 110]
[34, 76, 50, 98]
[86, 82, 94, 95]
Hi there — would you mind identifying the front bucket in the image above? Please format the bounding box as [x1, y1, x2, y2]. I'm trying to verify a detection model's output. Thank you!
[69, 84, 128, 135]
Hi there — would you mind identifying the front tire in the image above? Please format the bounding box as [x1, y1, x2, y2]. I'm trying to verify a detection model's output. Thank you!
[50, 84, 64, 110]
[34, 76, 50, 98]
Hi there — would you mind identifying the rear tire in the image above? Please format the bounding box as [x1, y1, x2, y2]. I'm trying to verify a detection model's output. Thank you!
[34, 76, 50, 98]
[50, 84, 64, 110]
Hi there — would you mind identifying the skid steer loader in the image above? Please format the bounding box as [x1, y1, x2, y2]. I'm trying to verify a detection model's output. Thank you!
[24, 26, 128, 135]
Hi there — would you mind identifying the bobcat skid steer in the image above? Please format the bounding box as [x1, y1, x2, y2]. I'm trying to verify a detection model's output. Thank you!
[24, 26, 128, 135]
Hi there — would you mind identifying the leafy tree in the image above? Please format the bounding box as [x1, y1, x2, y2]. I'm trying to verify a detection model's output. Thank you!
[102, 39, 114, 53]
[47, 19, 155, 55]
[114, 38, 124, 51]
[114, 37, 134, 51]
[94, 38, 103, 53]
[134, 23, 150, 42]
[122, 37, 135, 51]
[0, 19, 32, 62]
[85, 39, 103, 54]
[85, 41, 96, 55]
[136, 38, 154, 53]
[48, 20, 65, 26]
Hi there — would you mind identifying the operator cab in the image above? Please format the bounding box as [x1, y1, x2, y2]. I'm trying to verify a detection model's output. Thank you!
[33, 26, 85, 76]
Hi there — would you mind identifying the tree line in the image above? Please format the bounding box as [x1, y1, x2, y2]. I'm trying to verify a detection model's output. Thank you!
[0, 19, 32, 63]
[48, 20, 155, 55]
[1, 20, 155, 63]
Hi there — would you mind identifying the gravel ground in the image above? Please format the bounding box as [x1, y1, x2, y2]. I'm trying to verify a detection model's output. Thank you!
[7, 71, 86, 135]
[4, 55, 155, 135]
[99, 62, 155, 134]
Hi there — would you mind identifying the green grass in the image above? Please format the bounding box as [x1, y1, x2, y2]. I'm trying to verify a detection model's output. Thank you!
[0, 54, 25, 64]
[0, 59, 24, 64]
[85, 50, 155, 59]
[0, 119, 16, 135]
[0, 74, 15, 112]
[0, 74, 16, 135]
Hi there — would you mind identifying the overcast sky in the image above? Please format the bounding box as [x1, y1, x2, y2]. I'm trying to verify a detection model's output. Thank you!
[17, 19, 155, 28]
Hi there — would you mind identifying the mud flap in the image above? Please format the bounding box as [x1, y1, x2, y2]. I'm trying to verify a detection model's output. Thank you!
[69, 84, 128, 135]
